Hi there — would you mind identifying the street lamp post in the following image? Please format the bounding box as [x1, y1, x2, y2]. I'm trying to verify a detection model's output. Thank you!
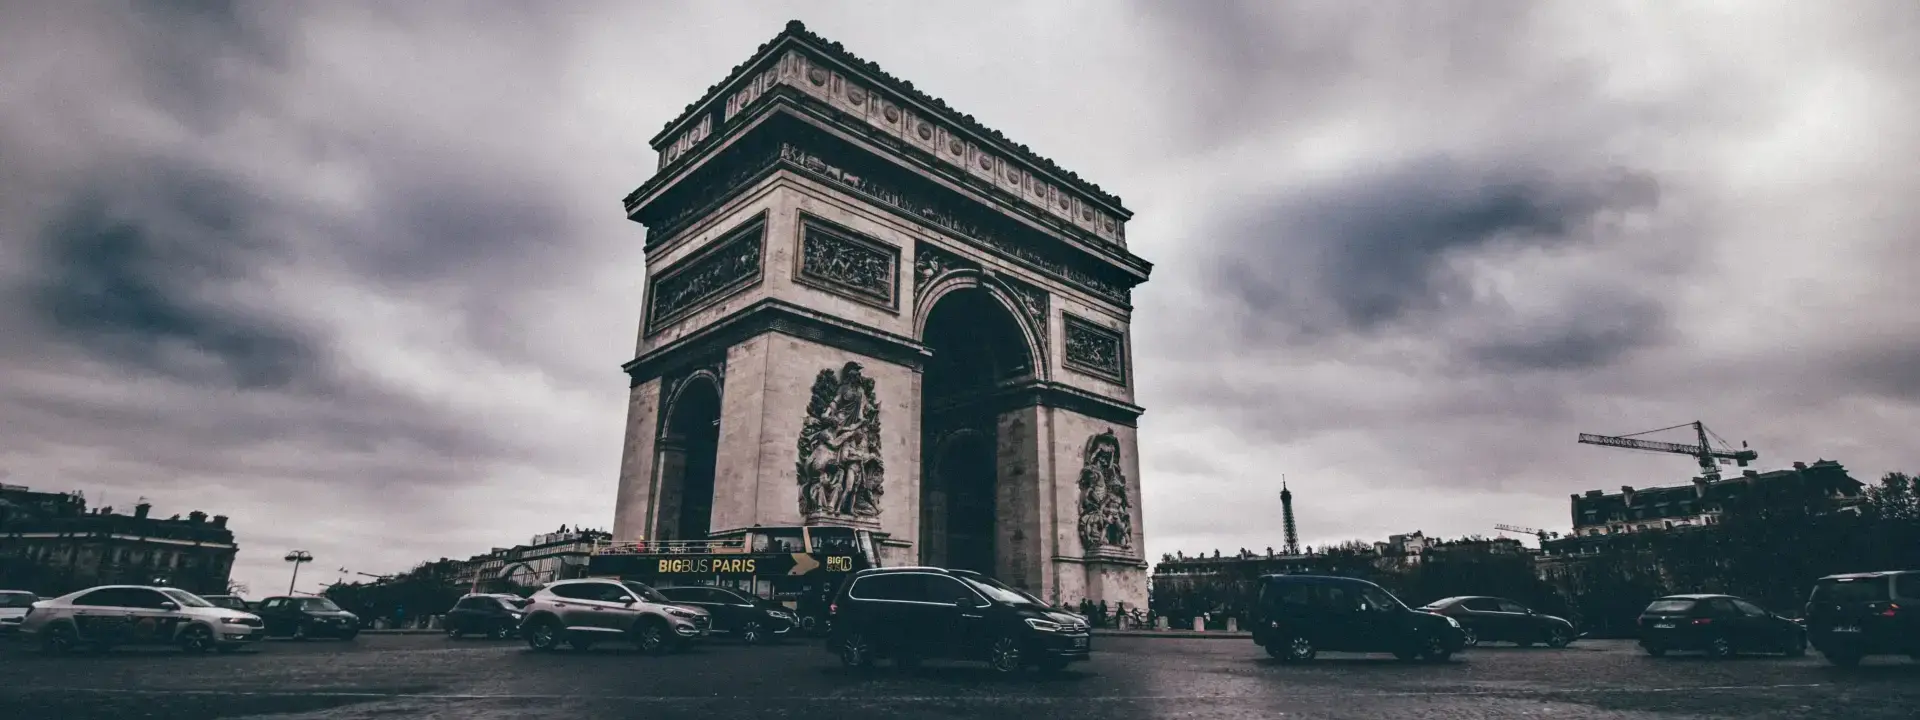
[284, 550, 314, 595]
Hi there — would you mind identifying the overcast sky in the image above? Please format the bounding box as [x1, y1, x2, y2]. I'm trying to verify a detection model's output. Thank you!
[3, 0, 1916, 596]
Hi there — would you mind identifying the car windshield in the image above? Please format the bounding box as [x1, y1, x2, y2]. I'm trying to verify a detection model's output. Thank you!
[298, 598, 343, 612]
[1812, 578, 1889, 603]
[0, 592, 37, 608]
[159, 589, 215, 608]
[956, 575, 1040, 607]
[621, 581, 669, 603]
[1645, 599, 1698, 614]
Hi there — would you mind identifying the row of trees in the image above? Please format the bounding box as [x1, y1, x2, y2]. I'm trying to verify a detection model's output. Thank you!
[1150, 472, 1920, 635]
[322, 558, 472, 627]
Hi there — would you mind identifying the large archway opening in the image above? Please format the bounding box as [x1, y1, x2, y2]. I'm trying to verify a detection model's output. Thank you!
[919, 286, 1035, 577]
[657, 377, 721, 541]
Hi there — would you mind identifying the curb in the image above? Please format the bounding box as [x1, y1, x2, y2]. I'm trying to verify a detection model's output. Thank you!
[1093, 630, 1251, 639]
[358, 629, 443, 635]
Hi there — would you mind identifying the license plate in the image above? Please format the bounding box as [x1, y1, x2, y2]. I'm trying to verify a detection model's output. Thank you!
[1652, 623, 1675, 629]
[1071, 637, 1088, 649]
[1832, 626, 1860, 633]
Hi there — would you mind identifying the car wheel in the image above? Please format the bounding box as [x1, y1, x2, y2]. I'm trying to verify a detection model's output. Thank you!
[179, 625, 216, 654]
[839, 632, 874, 669]
[988, 634, 1024, 674]
[1277, 635, 1316, 663]
[41, 624, 78, 654]
[1422, 634, 1454, 662]
[1705, 636, 1733, 659]
[1546, 626, 1572, 649]
[447, 626, 465, 639]
[740, 621, 765, 645]
[491, 625, 512, 640]
[633, 620, 670, 655]
[1644, 645, 1667, 658]
[524, 618, 562, 652]
[1460, 627, 1480, 648]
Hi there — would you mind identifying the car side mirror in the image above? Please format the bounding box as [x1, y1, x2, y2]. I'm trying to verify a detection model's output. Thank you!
[620, 597, 637, 605]
[159, 602, 180, 611]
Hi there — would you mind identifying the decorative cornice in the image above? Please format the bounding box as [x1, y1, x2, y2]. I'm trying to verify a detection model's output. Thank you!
[624, 298, 930, 385]
[643, 20, 1130, 240]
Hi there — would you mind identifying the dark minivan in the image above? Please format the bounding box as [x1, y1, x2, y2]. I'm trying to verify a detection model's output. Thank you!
[1251, 574, 1465, 663]
[1804, 570, 1920, 666]
[1637, 594, 1805, 659]
[829, 566, 1091, 674]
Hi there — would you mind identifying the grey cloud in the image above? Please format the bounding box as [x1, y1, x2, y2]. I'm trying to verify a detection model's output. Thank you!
[1207, 158, 1663, 341]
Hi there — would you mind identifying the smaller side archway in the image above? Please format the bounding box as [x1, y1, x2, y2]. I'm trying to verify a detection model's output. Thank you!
[654, 373, 722, 542]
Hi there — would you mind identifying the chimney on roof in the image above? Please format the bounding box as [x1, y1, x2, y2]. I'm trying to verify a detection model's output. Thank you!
[134, 502, 151, 519]
[1585, 490, 1604, 498]
[1621, 486, 1636, 505]
[188, 510, 207, 524]
[212, 515, 228, 529]
[1793, 461, 1807, 471]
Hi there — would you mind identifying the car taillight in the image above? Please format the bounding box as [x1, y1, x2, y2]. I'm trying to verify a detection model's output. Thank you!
[829, 603, 837, 616]
[1692, 618, 1712, 625]
[1880, 603, 1900, 618]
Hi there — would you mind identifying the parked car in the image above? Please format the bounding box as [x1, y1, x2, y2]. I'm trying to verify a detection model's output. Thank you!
[657, 585, 796, 644]
[518, 578, 711, 654]
[254, 596, 362, 640]
[0, 590, 40, 636]
[444, 593, 528, 639]
[1250, 574, 1465, 663]
[1804, 570, 1920, 666]
[1419, 596, 1577, 648]
[15, 585, 264, 653]
[828, 566, 1091, 674]
[199, 595, 253, 613]
[1637, 594, 1806, 659]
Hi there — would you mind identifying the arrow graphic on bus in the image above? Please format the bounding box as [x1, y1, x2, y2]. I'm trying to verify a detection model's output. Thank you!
[789, 553, 820, 576]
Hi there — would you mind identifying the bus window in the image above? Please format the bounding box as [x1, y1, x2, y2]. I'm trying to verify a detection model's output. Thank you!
[757, 528, 805, 553]
[811, 527, 859, 555]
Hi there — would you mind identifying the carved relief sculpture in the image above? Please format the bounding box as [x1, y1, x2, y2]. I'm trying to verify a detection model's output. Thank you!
[796, 219, 898, 310]
[1077, 429, 1133, 551]
[912, 241, 976, 300]
[645, 217, 766, 334]
[1063, 313, 1125, 384]
[796, 362, 886, 519]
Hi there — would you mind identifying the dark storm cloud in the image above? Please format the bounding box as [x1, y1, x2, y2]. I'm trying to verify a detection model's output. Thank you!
[31, 162, 317, 390]
[1208, 158, 1664, 341]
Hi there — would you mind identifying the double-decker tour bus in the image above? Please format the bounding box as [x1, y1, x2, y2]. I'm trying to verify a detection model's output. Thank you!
[586, 525, 880, 634]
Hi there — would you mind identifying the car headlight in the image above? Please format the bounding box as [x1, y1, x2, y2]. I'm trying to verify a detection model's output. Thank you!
[221, 617, 253, 625]
[1025, 618, 1061, 633]
[509, 611, 525, 619]
[665, 607, 698, 619]
[1444, 616, 1461, 628]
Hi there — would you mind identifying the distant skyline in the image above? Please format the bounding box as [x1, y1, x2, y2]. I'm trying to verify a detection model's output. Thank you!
[2, 1, 1916, 596]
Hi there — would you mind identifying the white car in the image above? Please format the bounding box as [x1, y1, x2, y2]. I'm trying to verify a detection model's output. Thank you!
[17, 585, 266, 654]
[0, 590, 37, 635]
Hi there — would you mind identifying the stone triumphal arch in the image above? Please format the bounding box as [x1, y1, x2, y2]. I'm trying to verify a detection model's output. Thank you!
[609, 21, 1154, 607]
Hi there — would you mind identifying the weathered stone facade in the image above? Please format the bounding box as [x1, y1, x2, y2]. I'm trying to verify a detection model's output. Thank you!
[610, 20, 1152, 607]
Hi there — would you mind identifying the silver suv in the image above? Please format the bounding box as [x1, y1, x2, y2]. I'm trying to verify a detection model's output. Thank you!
[520, 578, 710, 654]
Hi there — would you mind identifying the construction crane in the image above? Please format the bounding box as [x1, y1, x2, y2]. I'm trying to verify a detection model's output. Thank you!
[1494, 523, 1543, 537]
[1577, 421, 1757, 482]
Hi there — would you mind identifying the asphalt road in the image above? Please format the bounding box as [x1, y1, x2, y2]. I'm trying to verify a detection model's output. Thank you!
[2, 633, 1916, 720]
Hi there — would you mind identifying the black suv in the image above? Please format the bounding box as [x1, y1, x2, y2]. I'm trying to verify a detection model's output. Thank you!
[1804, 570, 1920, 666]
[1250, 574, 1465, 663]
[1637, 594, 1806, 659]
[829, 567, 1091, 674]
[657, 585, 796, 644]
